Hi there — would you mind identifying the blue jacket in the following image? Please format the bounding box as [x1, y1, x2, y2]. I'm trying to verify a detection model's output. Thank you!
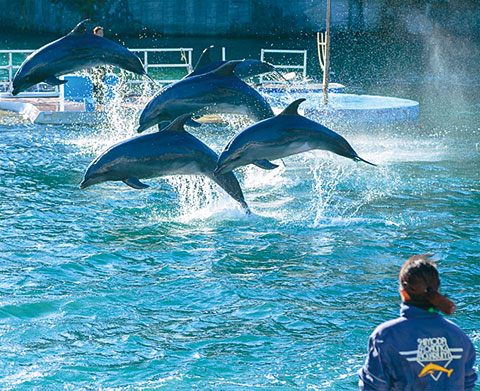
[359, 303, 477, 390]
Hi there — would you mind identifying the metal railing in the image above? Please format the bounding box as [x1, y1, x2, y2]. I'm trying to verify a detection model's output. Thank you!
[260, 49, 307, 84]
[1, 46, 308, 99]
[0, 50, 59, 96]
[130, 48, 193, 84]
[0, 48, 193, 97]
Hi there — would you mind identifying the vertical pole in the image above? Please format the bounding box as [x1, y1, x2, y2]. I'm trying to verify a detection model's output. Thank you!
[322, 0, 331, 105]
[59, 76, 65, 112]
[303, 50, 307, 82]
[222, 47, 226, 61]
[8, 52, 13, 94]
[188, 49, 192, 73]
[260, 49, 265, 84]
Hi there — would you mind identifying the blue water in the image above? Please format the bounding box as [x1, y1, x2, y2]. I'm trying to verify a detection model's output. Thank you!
[1, 32, 479, 389]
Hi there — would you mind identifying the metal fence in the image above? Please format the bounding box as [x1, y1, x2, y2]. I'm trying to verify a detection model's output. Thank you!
[0, 48, 193, 97]
[0, 46, 308, 98]
[260, 49, 307, 84]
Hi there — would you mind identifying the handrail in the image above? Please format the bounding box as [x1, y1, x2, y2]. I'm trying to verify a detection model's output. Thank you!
[0, 47, 193, 96]
[260, 48, 307, 84]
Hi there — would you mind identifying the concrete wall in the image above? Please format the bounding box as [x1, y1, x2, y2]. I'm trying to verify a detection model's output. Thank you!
[0, 0, 81, 33]
[125, 0, 386, 36]
[0, 0, 478, 38]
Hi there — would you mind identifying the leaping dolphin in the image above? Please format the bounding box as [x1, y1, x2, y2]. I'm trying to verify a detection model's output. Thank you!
[80, 113, 250, 214]
[188, 45, 276, 79]
[214, 98, 375, 176]
[12, 20, 151, 95]
[137, 60, 274, 133]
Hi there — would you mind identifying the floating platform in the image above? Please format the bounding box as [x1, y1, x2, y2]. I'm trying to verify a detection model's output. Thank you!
[1, 90, 419, 126]
[266, 91, 419, 123]
[258, 82, 345, 94]
[0, 97, 101, 125]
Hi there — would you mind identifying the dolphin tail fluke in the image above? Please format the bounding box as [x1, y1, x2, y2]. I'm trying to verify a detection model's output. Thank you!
[275, 69, 293, 84]
[211, 172, 250, 213]
[242, 203, 252, 216]
[355, 156, 377, 166]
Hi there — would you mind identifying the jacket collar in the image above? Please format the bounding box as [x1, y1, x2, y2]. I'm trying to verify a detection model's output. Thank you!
[400, 303, 441, 319]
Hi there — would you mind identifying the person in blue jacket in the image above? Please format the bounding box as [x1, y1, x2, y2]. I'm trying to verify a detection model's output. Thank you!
[358, 254, 477, 390]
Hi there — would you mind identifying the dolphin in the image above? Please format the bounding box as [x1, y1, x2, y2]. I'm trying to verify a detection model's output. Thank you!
[80, 113, 250, 214]
[12, 20, 150, 95]
[188, 46, 276, 79]
[189, 59, 276, 80]
[214, 98, 375, 176]
[137, 60, 274, 133]
[418, 363, 453, 378]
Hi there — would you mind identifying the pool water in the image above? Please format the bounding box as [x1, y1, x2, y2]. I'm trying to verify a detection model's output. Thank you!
[0, 32, 479, 389]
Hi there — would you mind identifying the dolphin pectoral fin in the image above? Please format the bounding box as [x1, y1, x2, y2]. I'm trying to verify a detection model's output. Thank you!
[161, 113, 194, 132]
[253, 160, 279, 170]
[123, 178, 149, 189]
[44, 76, 68, 86]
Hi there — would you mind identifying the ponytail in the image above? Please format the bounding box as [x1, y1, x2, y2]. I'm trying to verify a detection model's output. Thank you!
[399, 254, 455, 315]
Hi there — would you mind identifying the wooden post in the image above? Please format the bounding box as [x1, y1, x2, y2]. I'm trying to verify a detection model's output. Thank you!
[322, 0, 331, 105]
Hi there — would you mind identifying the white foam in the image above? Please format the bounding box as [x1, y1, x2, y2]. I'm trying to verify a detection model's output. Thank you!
[146, 176, 250, 223]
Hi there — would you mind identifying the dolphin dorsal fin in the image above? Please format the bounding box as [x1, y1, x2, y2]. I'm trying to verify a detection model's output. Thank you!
[70, 19, 89, 35]
[162, 113, 192, 132]
[212, 60, 243, 77]
[279, 98, 306, 116]
[194, 45, 214, 71]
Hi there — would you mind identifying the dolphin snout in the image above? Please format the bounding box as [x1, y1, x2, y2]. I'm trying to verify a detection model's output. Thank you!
[79, 178, 90, 189]
[79, 176, 98, 189]
[137, 124, 148, 133]
[213, 166, 221, 176]
[213, 164, 229, 177]
[137, 119, 165, 133]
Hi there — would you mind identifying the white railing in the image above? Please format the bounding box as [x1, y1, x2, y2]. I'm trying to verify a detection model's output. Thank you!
[1, 47, 307, 98]
[0, 48, 193, 97]
[129, 48, 193, 84]
[0, 50, 59, 96]
[260, 49, 307, 84]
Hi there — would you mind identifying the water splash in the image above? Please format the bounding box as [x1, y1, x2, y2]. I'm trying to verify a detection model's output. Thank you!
[310, 159, 350, 226]
[66, 71, 155, 157]
[148, 175, 247, 223]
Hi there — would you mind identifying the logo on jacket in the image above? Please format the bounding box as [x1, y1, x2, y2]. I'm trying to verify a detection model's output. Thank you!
[399, 337, 463, 381]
